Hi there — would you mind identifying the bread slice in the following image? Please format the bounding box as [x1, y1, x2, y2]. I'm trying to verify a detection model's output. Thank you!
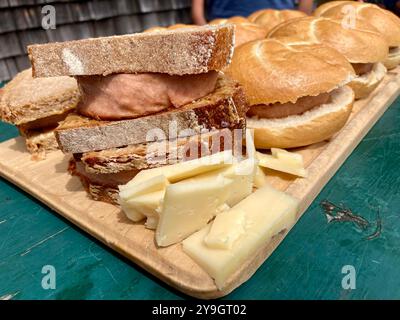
[80, 127, 243, 174]
[18, 127, 60, 161]
[28, 25, 235, 78]
[56, 75, 248, 154]
[0, 69, 79, 125]
[69, 158, 138, 205]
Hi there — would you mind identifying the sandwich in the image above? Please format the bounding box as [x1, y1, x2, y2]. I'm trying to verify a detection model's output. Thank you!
[225, 37, 356, 149]
[27, 25, 248, 204]
[314, 1, 400, 70]
[0, 68, 80, 160]
[248, 9, 307, 33]
[268, 16, 388, 99]
[209, 17, 269, 48]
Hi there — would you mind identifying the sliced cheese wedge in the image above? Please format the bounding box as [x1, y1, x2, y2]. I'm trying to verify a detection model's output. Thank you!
[124, 150, 234, 186]
[257, 151, 307, 177]
[156, 175, 233, 247]
[271, 148, 303, 167]
[204, 207, 246, 250]
[125, 190, 165, 229]
[182, 184, 299, 289]
[119, 198, 145, 222]
[119, 174, 169, 200]
[254, 166, 268, 188]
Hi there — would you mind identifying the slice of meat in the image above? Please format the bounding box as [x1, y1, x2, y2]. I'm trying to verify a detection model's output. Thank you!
[351, 63, 374, 76]
[247, 92, 331, 119]
[77, 71, 219, 120]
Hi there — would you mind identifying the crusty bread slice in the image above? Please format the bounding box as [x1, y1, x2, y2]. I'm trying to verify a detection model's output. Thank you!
[348, 62, 386, 99]
[80, 127, 242, 174]
[0, 68, 80, 125]
[28, 25, 234, 78]
[55, 75, 248, 154]
[18, 127, 59, 161]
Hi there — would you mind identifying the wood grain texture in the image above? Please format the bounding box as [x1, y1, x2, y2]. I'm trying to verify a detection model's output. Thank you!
[0, 68, 399, 299]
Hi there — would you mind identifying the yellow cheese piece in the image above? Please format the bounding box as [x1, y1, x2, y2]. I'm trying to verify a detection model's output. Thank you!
[204, 207, 246, 250]
[156, 176, 233, 247]
[181, 159, 256, 207]
[271, 148, 303, 167]
[126, 190, 165, 229]
[182, 184, 299, 289]
[257, 151, 307, 177]
[254, 166, 268, 188]
[119, 198, 146, 222]
[125, 150, 234, 186]
[119, 174, 169, 200]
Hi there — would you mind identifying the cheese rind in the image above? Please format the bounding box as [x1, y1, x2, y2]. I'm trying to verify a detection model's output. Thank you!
[182, 185, 300, 289]
[156, 176, 233, 247]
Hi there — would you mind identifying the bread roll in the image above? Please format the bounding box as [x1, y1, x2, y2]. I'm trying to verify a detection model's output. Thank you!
[248, 9, 307, 33]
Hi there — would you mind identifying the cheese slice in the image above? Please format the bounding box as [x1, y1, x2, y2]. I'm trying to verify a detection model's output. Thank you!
[181, 159, 256, 207]
[124, 150, 234, 186]
[125, 190, 165, 229]
[182, 184, 299, 289]
[156, 175, 233, 247]
[119, 198, 146, 222]
[204, 207, 246, 250]
[254, 166, 268, 188]
[271, 148, 303, 167]
[119, 174, 169, 200]
[257, 151, 307, 177]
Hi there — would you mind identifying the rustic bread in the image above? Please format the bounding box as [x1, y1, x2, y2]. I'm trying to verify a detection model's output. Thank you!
[384, 47, 400, 70]
[55, 75, 248, 154]
[80, 127, 242, 174]
[225, 38, 355, 105]
[248, 86, 354, 149]
[268, 16, 388, 64]
[28, 25, 235, 77]
[348, 62, 387, 99]
[18, 127, 59, 160]
[0, 68, 80, 125]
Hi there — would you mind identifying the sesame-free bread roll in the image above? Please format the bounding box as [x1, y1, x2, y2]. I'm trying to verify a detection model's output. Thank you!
[225, 38, 356, 148]
[248, 9, 307, 33]
[28, 24, 234, 77]
[268, 16, 388, 98]
[209, 17, 268, 47]
[314, 2, 400, 49]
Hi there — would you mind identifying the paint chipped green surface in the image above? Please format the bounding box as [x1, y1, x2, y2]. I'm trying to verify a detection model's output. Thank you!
[0, 98, 399, 300]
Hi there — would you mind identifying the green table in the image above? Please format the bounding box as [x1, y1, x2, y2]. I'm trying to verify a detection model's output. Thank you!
[0, 98, 399, 300]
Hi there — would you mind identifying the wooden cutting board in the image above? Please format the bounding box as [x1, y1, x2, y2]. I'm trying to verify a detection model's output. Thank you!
[0, 67, 399, 299]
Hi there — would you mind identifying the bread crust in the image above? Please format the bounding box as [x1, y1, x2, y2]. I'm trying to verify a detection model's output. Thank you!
[248, 9, 306, 32]
[315, 2, 400, 47]
[268, 17, 389, 64]
[348, 62, 386, 99]
[55, 75, 248, 154]
[0, 68, 80, 125]
[247, 86, 355, 149]
[28, 25, 235, 77]
[225, 38, 355, 105]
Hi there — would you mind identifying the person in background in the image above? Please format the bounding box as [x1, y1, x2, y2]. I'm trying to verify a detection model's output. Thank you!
[192, 0, 314, 24]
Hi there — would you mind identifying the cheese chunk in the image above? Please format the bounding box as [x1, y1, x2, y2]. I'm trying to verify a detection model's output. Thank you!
[125, 151, 234, 186]
[271, 148, 303, 167]
[156, 176, 233, 247]
[254, 166, 268, 188]
[126, 190, 165, 229]
[182, 159, 256, 207]
[119, 198, 145, 222]
[182, 185, 299, 289]
[119, 174, 169, 200]
[204, 207, 246, 250]
[257, 151, 307, 177]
